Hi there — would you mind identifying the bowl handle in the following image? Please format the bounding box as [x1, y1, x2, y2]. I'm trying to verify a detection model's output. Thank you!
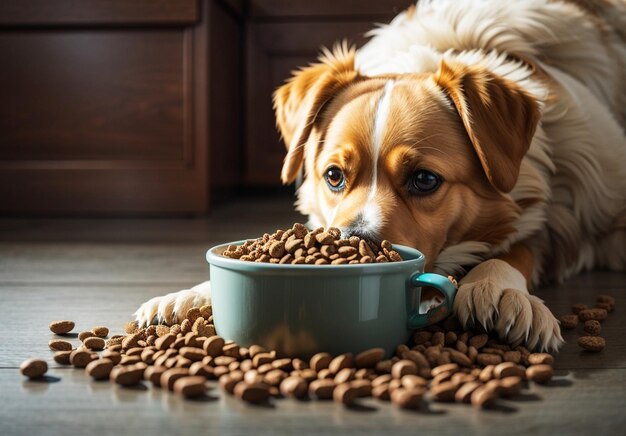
[407, 272, 458, 330]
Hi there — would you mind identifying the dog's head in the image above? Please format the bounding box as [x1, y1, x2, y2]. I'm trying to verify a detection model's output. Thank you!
[273, 45, 540, 269]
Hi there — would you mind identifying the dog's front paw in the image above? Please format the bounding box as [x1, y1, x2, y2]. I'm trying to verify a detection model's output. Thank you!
[134, 281, 212, 327]
[453, 260, 563, 351]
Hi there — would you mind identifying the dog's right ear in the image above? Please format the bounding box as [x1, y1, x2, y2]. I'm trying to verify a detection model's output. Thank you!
[273, 43, 360, 184]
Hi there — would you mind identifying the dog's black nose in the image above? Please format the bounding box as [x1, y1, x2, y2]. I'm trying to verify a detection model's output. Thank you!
[342, 225, 380, 244]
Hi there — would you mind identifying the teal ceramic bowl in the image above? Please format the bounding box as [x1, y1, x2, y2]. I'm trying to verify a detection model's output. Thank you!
[206, 241, 457, 358]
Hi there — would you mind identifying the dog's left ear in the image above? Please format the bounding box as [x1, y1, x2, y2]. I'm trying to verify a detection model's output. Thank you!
[433, 60, 540, 192]
[273, 43, 360, 184]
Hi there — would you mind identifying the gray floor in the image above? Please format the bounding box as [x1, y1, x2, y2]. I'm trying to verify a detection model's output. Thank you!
[1, 195, 625, 436]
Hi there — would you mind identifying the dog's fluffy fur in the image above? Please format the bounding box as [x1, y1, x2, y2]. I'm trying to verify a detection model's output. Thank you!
[135, 0, 626, 351]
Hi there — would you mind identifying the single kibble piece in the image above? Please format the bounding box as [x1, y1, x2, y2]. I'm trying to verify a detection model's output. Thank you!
[53, 351, 73, 365]
[160, 368, 190, 391]
[578, 336, 605, 352]
[391, 360, 418, 379]
[334, 368, 355, 385]
[144, 366, 168, 386]
[20, 359, 48, 379]
[49, 320, 75, 335]
[454, 381, 482, 403]
[333, 383, 359, 406]
[70, 350, 96, 368]
[401, 374, 428, 389]
[102, 350, 122, 365]
[578, 308, 608, 322]
[85, 358, 114, 380]
[48, 339, 72, 352]
[328, 353, 353, 374]
[155, 333, 176, 351]
[355, 348, 385, 368]
[111, 365, 144, 386]
[431, 363, 459, 378]
[372, 384, 391, 401]
[280, 376, 308, 398]
[83, 337, 106, 351]
[560, 314, 578, 329]
[173, 376, 208, 398]
[493, 362, 525, 379]
[527, 353, 554, 366]
[583, 320, 601, 335]
[234, 382, 270, 404]
[447, 349, 472, 368]
[91, 326, 109, 338]
[309, 379, 336, 400]
[471, 385, 499, 408]
[476, 353, 502, 366]
[309, 352, 332, 372]
[430, 381, 459, 402]
[469, 334, 488, 349]
[204, 335, 225, 357]
[391, 387, 424, 409]
[498, 376, 523, 398]
[479, 365, 495, 382]
[526, 364, 553, 384]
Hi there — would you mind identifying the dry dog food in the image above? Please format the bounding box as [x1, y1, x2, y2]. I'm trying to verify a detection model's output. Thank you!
[49, 320, 75, 335]
[86, 358, 114, 380]
[583, 320, 601, 335]
[92, 327, 109, 338]
[20, 358, 48, 379]
[173, 376, 208, 398]
[22, 289, 616, 412]
[596, 295, 615, 312]
[578, 308, 608, 322]
[526, 364, 554, 384]
[48, 339, 72, 352]
[221, 223, 402, 265]
[578, 336, 605, 352]
[83, 337, 106, 351]
[559, 315, 578, 329]
[560, 294, 614, 353]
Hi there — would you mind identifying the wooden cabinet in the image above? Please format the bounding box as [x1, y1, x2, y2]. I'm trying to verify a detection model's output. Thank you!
[244, 0, 413, 186]
[0, 0, 242, 215]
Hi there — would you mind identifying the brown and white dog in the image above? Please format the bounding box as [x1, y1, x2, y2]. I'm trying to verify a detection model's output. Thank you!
[135, 0, 626, 351]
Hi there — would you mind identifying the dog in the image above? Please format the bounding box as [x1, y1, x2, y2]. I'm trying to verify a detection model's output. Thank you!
[135, 0, 626, 351]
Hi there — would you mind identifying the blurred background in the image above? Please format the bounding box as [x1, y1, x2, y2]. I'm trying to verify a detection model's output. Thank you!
[0, 0, 414, 217]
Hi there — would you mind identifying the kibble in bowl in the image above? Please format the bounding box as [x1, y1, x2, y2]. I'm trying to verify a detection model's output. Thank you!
[206, 224, 457, 358]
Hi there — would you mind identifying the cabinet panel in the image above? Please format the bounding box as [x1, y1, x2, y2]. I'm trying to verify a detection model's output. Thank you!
[0, 30, 187, 162]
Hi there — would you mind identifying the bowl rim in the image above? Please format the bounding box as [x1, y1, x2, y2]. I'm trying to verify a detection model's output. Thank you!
[206, 240, 425, 273]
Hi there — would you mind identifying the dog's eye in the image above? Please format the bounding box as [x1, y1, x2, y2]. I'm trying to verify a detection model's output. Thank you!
[409, 169, 441, 195]
[324, 166, 345, 192]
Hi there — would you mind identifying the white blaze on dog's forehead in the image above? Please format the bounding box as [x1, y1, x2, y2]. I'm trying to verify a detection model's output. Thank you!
[370, 80, 395, 201]
[355, 80, 394, 235]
